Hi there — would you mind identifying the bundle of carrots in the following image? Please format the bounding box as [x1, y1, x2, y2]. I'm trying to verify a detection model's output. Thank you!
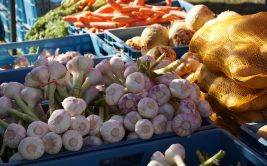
[64, 0, 187, 33]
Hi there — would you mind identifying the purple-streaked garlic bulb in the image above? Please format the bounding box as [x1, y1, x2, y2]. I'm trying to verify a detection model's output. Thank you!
[135, 119, 154, 139]
[109, 56, 125, 79]
[151, 151, 170, 166]
[48, 61, 67, 81]
[102, 76, 113, 85]
[62, 97, 87, 116]
[9, 152, 24, 162]
[166, 121, 173, 133]
[155, 60, 172, 70]
[3, 82, 24, 99]
[139, 55, 156, 66]
[148, 84, 170, 105]
[124, 65, 138, 78]
[169, 79, 192, 99]
[100, 120, 125, 143]
[56, 51, 81, 63]
[159, 103, 175, 121]
[4, 123, 26, 148]
[0, 96, 12, 118]
[105, 83, 125, 106]
[18, 137, 45, 160]
[143, 74, 153, 91]
[14, 56, 29, 69]
[62, 130, 83, 151]
[178, 98, 197, 114]
[125, 61, 135, 68]
[27, 121, 49, 138]
[152, 114, 167, 135]
[71, 115, 90, 136]
[124, 111, 142, 132]
[147, 160, 165, 166]
[118, 93, 139, 114]
[83, 135, 103, 147]
[126, 72, 145, 94]
[155, 72, 179, 86]
[42, 132, 62, 154]
[165, 144, 186, 166]
[189, 83, 201, 103]
[83, 86, 100, 105]
[80, 68, 103, 95]
[24, 72, 43, 88]
[126, 132, 139, 140]
[172, 113, 202, 137]
[48, 109, 71, 134]
[197, 100, 213, 118]
[21, 87, 43, 108]
[29, 65, 50, 86]
[110, 115, 124, 124]
[137, 90, 149, 99]
[138, 97, 159, 119]
[87, 115, 103, 135]
[66, 56, 94, 75]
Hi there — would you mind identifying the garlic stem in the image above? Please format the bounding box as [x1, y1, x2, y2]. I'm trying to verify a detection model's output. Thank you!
[150, 53, 167, 70]
[0, 119, 8, 129]
[48, 83, 57, 115]
[200, 150, 225, 166]
[173, 155, 186, 166]
[8, 108, 36, 123]
[99, 107, 105, 121]
[72, 72, 84, 97]
[14, 96, 39, 121]
[196, 150, 205, 164]
[154, 60, 182, 75]
[56, 85, 69, 98]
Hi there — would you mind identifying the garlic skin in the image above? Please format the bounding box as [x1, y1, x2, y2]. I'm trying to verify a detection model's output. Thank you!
[105, 83, 125, 106]
[197, 100, 213, 117]
[48, 109, 71, 134]
[155, 72, 179, 86]
[139, 55, 156, 66]
[71, 115, 90, 136]
[172, 113, 202, 137]
[151, 151, 170, 166]
[148, 160, 165, 166]
[126, 132, 139, 140]
[28, 65, 50, 86]
[4, 123, 26, 149]
[42, 132, 62, 154]
[3, 82, 24, 99]
[152, 115, 167, 135]
[62, 97, 87, 116]
[110, 115, 124, 125]
[62, 130, 83, 151]
[124, 111, 142, 132]
[126, 72, 145, 94]
[66, 56, 94, 74]
[135, 119, 154, 140]
[21, 87, 43, 108]
[118, 93, 139, 114]
[178, 98, 197, 114]
[48, 61, 67, 81]
[166, 121, 173, 133]
[143, 74, 153, 91]
[9, 152, 24, 162]
[83, 135, 103, 147]
[27, 121, 49, 138]
[81, 68, 103, 93]
[18, 137, 45, 160]
[124, 65, 138, 78]
[95, 59, 115, 81]
[87, 115, 103, 135]
[109, 56, 125, 79]
[148, 84, 171, 106]
[100, 120, 125, 143]
[169, 79, 192, 99]
[189, 83, 201, 103]
[155, 60, 172, 70]
[164, 144, 185, 166]
[0, 96, 12, 118]
[159, 103, 175, 121]
[138, 97, 159, 119]
[83, 86, 100, 105]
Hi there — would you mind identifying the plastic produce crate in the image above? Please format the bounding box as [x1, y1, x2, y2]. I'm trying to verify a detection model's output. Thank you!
[23, 0, 61, 26]
[0, 33, 119, 84]
[6, 129, 266, 166]
[103, 0, 193, 59]
[240, 122, 267, 158]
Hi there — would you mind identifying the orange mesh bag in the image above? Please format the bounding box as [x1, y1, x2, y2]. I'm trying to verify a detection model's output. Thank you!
[197, 66, 267, 112]
[190, 12, 267, 89]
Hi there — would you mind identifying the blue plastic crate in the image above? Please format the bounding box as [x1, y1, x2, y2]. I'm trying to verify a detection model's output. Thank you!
[23, 0, 61, 26]
[240, 122, 267, 158]
[6, 129, 267, 166]
[0, 33, 119, 83]
[103, 0, 193, 59]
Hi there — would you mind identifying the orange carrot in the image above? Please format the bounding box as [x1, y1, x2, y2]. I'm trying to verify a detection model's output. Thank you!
[94, 4, 114, 13]
[79, 16, 104, 23]
[74, 22, 86, 28]
[152, 6, 184, 11]
[89, 12, 121, 20]
[89, 22, 125, 29]
[169, 10, 187, 18]
[128, 14, 160, 27]
[86, 0, 97, 6]
[112, 15, 139, 23]
[158, 13, 180, 23]
[106, 0, 122, 11]
[121, 6, 141, 12]
[132, 0, 144, 6]
[63, 15, 79, 22]
[139, 8, 165, 16]
[165, 0, 172, 6]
